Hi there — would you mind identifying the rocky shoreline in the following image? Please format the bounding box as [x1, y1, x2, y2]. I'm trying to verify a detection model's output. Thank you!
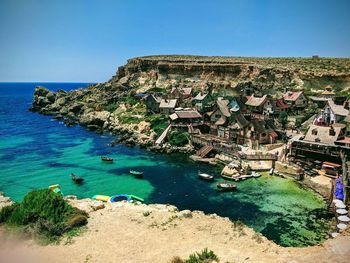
[29, 86, 194, 154]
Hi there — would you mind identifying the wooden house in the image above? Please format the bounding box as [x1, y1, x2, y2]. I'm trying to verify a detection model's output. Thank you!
[170, 87, 192, 101]
[314, 100, 349, 125]
[145, 94, 161, 113]
[169, 110, 202, 126]
[245, 95, 273, 116]
[192, 93, 211, 112]
[159, 99, 177, 115]
[283, 91, 307, 109]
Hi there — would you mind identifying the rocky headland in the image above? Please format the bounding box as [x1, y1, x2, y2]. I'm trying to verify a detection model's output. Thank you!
[29, 55, 350, 152]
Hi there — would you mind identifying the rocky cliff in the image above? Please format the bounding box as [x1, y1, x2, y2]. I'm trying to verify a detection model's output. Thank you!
[30, 55, 350, 147]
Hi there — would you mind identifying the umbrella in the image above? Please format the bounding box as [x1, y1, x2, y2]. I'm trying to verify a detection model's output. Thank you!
[330, 232, 339, 238]
[333, 199, 344, 205]
[337, 223, 347, 230]
[335, 203, 346, 209]
[338, 215, 350, 222]
[336, 209, 348, 215]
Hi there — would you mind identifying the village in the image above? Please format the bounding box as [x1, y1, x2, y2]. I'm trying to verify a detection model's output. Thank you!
[141, 84, 350, 221]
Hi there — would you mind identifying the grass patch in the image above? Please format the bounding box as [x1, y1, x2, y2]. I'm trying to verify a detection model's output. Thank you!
[145, 114, 168, 136]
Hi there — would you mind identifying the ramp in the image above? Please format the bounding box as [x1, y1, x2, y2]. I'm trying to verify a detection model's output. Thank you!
[155, 125, 171, 145]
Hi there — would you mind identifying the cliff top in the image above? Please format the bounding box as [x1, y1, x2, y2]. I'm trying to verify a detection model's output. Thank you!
[128, 55, 350, 74]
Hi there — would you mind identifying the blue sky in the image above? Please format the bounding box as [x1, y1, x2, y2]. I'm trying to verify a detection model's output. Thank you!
[0, 0, 349, 82]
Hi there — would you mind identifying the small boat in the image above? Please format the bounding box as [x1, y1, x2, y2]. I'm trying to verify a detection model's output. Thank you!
[252, 172, 261, 178]
[217, 183, 236, 191]
[129, 170, 144, 178]
[198, 171, 214, 181]
[109, 194, 132, 203]
[101, 156, 113, 162]
[71, 173, 84, 183]
[92, 195, 111, 202]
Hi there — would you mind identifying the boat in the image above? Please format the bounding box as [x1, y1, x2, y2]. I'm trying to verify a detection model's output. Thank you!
[108, 194, 132, 203]
[92, 195, 111, 202]
[217, 183, 237, 191]
[71, 173, 84, 183]
[129, 170, 143, 178]
[198, 171, 214, 181]
[221, 174, 253, 181]
[101, 156, 113, 162]
[252, 171, 261, 178]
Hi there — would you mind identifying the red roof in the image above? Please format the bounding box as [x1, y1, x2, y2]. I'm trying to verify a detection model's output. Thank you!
[283, 91, 303, 101]
[276, 98, 289, 109]
[336, 137, 350, 144]
[270, 131, 278, 138]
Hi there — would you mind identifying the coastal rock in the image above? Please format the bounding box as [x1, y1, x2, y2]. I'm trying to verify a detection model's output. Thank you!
[178, 210, 193, 218]
[0, 194, 13, 210]
[69, 198, 105, 213]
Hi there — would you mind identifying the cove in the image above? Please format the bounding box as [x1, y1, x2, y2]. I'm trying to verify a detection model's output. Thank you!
[0, 83, 331, 247]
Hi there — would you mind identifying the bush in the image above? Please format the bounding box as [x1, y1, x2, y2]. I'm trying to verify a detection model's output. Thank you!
[168, 131, 188, 147]
[185, 248, 218, 263]
[0, 189, 88, 239]
[0, 203, 19, 223]
[146, 114, 168, 136]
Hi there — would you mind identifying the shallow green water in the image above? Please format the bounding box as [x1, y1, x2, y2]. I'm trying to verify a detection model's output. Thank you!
[0, 83, 331, 247]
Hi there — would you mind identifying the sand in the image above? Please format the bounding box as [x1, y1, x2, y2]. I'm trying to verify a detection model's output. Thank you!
[0, 201, 349, 263]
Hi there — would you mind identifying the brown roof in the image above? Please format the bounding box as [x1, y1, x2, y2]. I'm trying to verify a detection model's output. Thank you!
[172, 110, 202, 119]
[245, 95, 267, 107]
[304, 124, 343, 145]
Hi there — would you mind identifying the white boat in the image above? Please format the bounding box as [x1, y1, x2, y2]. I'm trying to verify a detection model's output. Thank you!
[198, 171, 214, 181]
[252, 172, 261, 178]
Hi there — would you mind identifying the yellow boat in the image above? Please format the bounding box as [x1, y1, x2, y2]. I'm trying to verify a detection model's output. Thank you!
[92, 195, 110, 202]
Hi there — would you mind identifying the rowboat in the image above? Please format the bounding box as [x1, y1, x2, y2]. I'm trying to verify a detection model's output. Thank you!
[198, 171, 214, 181]
[217, 183, 237, 191]
[101, 156, 113, 162]
[71, 173, 84, 183]
[252, 171, 261, 178]
[130, 170, 144, 178]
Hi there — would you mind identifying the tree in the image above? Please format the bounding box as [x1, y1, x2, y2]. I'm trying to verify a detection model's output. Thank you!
[278, 111, 288, 130]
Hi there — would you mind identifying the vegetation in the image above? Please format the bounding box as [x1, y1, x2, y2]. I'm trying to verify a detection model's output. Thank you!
[0, 189, 88, 242]
[170, 248, 219, 263]
[167, 130, 189, 147]
[278, 111, 288, 129]
[145, 114, 168, 136]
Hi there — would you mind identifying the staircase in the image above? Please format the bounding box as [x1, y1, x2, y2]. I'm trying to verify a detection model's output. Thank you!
[196, 145, 214, 158]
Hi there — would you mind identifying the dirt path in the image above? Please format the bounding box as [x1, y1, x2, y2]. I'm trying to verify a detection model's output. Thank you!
[0, 202, 349, 263]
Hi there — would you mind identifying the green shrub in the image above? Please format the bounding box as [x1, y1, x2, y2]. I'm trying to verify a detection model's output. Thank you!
[104, 103, 118, 113]
[0, 203, 19, 223]
[0, 189, 88, 240]
[146, 114, 168, 136]
[185, 248, 218, 263]
[168, 131, 188, 147]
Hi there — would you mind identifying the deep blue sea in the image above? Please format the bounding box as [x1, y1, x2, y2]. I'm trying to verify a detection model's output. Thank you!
[0, 82, 330, 246]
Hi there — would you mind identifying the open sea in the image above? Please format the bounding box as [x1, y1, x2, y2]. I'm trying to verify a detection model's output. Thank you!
[0, 82, 331, 247]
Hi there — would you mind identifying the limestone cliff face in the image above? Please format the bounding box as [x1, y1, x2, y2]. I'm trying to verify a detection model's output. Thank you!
[110, 55, 350, 95]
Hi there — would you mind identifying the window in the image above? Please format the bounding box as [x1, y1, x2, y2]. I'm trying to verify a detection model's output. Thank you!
[311, 129, 318, 135]
[329, 128, 336, 136]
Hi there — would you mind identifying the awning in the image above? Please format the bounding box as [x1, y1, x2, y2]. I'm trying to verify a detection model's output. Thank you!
[322, 161, 341, 168]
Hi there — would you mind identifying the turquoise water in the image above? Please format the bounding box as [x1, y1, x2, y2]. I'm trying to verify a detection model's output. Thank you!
[0, 83, 330, 247]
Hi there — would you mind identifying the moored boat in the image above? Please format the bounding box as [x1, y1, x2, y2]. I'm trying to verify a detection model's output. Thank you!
[217, 182, 237, 191]
[71, 173, 84, 183]
[129, 170, 144, 178]
[101, 156, 114, 162]
[198, 171, 214, 181]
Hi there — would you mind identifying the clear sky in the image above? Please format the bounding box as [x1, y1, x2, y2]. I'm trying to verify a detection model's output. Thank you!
[0, 0, 349, 82]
